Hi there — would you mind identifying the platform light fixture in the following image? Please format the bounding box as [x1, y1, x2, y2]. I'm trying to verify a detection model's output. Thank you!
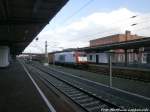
[130, 15, 137, 18]
[131, 23, 138, 26]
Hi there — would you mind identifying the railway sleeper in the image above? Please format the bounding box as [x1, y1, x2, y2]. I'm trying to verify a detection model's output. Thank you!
[72, 95, 89, 100]
[81, 101, 99, 107]
[57, 83, 66, 87]
[61, 88, 75, 92]
[78, 98, 97, 105]
[69, 93, 84, 97]
[67, 90, 80, 95]
[62, 88, 76, 92]
[77, 98, 93, 103]
[56, 84, 69, 88]
[87, 104, 108, 112]
[87, 106, 101, 112]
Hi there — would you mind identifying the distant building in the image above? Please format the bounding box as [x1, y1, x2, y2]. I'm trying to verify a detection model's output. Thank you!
[21, 53, 45, 62]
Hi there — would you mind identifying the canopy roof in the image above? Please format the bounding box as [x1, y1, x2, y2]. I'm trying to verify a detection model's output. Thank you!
[79, 37, 150, 52]
[0, 0, 68, 55]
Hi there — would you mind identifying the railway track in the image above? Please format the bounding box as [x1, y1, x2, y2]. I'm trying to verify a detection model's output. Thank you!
[26, 63, 121, 112]
[24, 61, 150, 111]
[54, 63, 150, 82]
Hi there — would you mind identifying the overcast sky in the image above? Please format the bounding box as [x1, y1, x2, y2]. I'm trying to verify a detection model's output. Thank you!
[23, 0, 150, 53]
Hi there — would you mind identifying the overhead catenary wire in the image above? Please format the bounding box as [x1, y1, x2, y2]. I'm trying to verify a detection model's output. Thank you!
[48, 14, 150, 52]
[132, 26, 150, 35]
[80, 15, 150, 39]
[79, 15, 139, 38]
[33, 0, 95, 53]
[52, 5, 150, 40]
[60, 0, 95, 25]
[37, 6, 150, 53]
[50, 2, 150, 42]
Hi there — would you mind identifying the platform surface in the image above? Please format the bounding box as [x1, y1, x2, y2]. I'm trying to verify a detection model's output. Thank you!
[0, 60, 48, 112]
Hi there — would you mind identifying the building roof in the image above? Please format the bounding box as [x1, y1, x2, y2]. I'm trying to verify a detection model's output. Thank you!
[90, 34, 120, 42]
[89, 31, 147, 47]
[48, 37, 150, 54]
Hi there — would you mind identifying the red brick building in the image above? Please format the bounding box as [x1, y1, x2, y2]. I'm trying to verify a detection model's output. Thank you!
[90, 31, 144, 47]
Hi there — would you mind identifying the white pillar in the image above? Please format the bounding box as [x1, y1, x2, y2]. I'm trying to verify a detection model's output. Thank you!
[0, 46, 10, 67]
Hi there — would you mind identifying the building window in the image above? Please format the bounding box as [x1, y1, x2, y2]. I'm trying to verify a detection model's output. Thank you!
[142, 53, 147, 64]
[59, 55, 65, 62]
[90, 55, 93, 60]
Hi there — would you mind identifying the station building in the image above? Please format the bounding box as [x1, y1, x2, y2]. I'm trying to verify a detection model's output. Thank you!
[87, 31, 149, 65]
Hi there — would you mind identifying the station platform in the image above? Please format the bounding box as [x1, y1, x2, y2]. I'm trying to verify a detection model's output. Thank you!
[0, 60, 48, 112]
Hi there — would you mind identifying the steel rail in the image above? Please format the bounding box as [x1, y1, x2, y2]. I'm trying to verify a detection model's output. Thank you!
[28, 63, 121, 112]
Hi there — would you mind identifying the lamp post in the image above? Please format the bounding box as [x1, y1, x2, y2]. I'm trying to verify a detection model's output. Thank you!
[29, 49, 32, 61]
[35, 37, 49, 66]
[130, 15, 137, 18]
[44, 40, 49, 66]
[109, 52, 112, 87]
[108, 50, 113, 87]
[35, 37, 64, 66]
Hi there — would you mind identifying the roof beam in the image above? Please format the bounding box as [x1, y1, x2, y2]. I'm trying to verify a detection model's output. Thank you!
[0, 0, 7, 19]
[0, 40, 31, 45]
[5, 0, 9, 17]
[0, 19, 48, 25]
[0, 0, 69, 55]
[33, 0, 42, 14]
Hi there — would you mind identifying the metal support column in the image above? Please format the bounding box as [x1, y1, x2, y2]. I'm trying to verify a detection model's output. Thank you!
[109, 52, 112, 87]
[53, 55, 55, 65]
[124, 49, 128, 66]
[44, 41, 49, 66]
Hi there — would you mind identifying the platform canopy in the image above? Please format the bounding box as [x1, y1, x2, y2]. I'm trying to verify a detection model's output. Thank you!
[0, 0, 68, 55]
[79, 37, 150, 52]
